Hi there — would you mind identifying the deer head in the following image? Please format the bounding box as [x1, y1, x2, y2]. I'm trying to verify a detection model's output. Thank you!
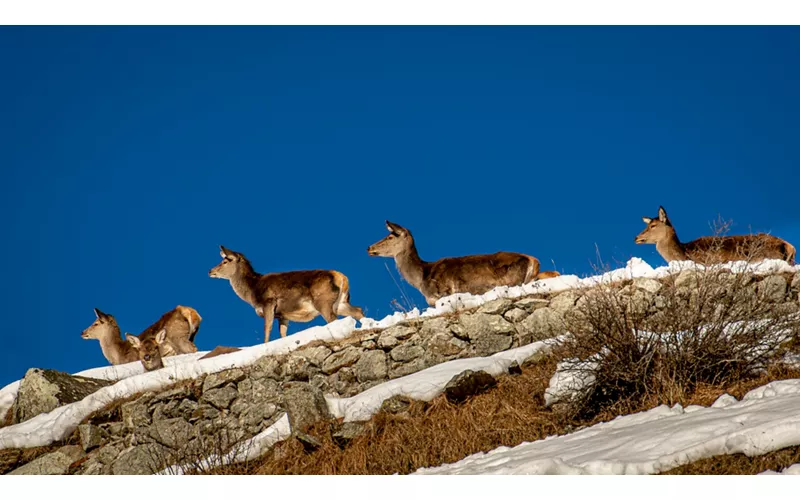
[635, 206, 676, 245]
[367, 221, 414, 257]
[126, 329, 167, 371]
[209, 245, 249, 279]
[82, 308, 119, 340]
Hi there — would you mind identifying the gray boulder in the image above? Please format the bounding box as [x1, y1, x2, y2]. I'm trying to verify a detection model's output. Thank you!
[514, 297, 550, 312]
[503, 307, 529, 323]
[477, 298, 514, 315]
[519, 307, 565, 341]
[202, 369, 246, 392]
[458, 313, 514, 340]
[8, 445, 84, 475]
[200, 385, 239, 410]
[12, 368, 113, 424]
[548, 291, 578, 316]
[321, 347, 364, 374]
[474, 334, 513, 357]
[78, 423, 109, 452]
[149, 417, 195, 449]
[281, 382, 331, 431]
[390, 343, 424, 363]
[759, 275, 788, 303]
[111, 443, 168, 475]
[354, 350, 388, 382]
[444, 370, 497, 403]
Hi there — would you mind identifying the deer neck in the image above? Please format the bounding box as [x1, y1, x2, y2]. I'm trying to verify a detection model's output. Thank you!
[97, 328, 133, 365]
[656, 229, 688, 262]
[394, 242, 427, 291]
[229, 262, 261, 308]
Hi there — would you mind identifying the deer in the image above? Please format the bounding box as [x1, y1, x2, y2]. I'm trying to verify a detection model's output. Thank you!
[81, 308, 139, 365]
[209, 245, 365, 343]
[82, 306, 201, 366]
[367, 220, 560, 307]
[635, 206, 796, 265]
[126, 329, 168, 371]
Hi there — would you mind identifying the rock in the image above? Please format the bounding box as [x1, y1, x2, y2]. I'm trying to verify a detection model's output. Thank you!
[95, 442, 125, 464]
[149, 417, 195, 449]
[377, 325, 417, 349]
[190, 404, 220, 422]
[503, 308, 529, 323]
[474, 334, 513, 356]
[354, 350, 388, 382]
[420, 317, 452, 337]
[548, 292, 578, 315]
[237, 377, 280, 402]
[380, 395, 413, 414]
[329, 367, 358, 395]
[477, 298, 514, 315]
[514, 297, 550, 312]
[78, 424, 108, 452]
[99, 422, 126, 437]
[458, 313, 514, 340]
[200, 385, 239, 409]
[759, 275, 788, 303]
[239, 402, 279, 428]
[791, 272, 800, 295]
[377, 332, 399, 349]
[332, 422, 367, 448]
[12, 368, 113, 424]
[424, 332, 468, 358]
[519, 307, 565, 341]
[150, 386, 193, 404]
[8, 445, 84, 475]
[389, 358, 428, 379]
[296, 346, 333, 367]
[253, 356, 282, 379]
[389, 343, 425, 363]
[674, 269, 701, 290]
[121, 395, 154, 429]
[294, 431, 323, 452]
[444, 370, 497, 403]
[507, 361, 522, 375]
[626, 288, 655, 317]
[321, 347, 364, 374]
[151, 400, 181, 421]
[634, 278, 662, 294]
[282, 354, 314, 381]
[281, 382, 331, 431]
[174, 399, 199, 419]
[111, 443, 167, 475]
[202, 369, 246, 392]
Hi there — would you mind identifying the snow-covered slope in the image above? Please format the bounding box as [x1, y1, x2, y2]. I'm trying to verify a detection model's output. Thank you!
[414, 379, 800, 475]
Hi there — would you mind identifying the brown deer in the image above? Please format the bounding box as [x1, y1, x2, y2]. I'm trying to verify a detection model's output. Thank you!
[81, 308, 139, 365]
[367, 221, 560, 306]
[126, 329, 167, 371]
[136, 305, 202, 356]
[635, 206, 796, 265]
[209, 246, 365, 343]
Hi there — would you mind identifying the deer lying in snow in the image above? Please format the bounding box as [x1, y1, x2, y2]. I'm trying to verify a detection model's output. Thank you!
[82, 306, 201, 366]
[367, 221, 560, 307]
[126, 329, 167, 371]
[635, 206, 796, 265]
[209, 246, 365, 343]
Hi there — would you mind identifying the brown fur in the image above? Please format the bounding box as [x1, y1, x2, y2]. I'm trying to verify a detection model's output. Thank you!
[367, 221, 559, 306]
[81, 309, 139, 365]
[126, 329, 167, 371]
[134, 306, 201, 357]
[209, 246, 365, 343]
[635, 206, 796, 265]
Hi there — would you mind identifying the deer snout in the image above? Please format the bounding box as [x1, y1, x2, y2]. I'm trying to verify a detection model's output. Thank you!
[634, 235, 646, 244]
[81, 330, 89, 339]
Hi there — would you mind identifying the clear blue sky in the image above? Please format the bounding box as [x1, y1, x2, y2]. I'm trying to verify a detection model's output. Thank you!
[1, 27, 798, 387]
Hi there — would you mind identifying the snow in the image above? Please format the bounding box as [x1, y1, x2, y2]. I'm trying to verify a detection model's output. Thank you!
[0, 256, 796, 452]
[414, 379, 800, 475]
[157, 413, 291, 475]
[326, 336, 564, 423]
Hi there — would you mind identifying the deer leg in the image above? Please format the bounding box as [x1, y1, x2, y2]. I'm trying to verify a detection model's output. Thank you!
[278, 318, 289, 338]
[259, 301, 276, 343]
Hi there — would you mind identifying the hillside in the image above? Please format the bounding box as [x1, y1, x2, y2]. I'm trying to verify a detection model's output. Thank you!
[1, 257, 799, 475]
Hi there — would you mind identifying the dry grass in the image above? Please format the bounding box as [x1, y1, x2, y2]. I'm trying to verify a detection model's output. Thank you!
[663, 445, 800, 475]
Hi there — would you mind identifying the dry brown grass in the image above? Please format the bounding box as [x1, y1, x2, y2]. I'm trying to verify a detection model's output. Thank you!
[663, 445, 800, 475]
[200, 358, 800, 475]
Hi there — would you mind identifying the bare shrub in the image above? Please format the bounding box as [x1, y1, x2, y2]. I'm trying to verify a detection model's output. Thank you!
[558, 233, 800, 420]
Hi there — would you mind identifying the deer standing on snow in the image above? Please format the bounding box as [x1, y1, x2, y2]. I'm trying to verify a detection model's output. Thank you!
[209, 246, 365, 343]
[367, 221, 560, 307]
[635, 206, 796, 265]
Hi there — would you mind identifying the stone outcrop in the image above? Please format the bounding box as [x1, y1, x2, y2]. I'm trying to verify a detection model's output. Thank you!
[12, 369, 113, 424]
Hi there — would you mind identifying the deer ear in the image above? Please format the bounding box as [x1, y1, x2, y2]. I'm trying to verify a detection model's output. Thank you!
[385, 220, 407, 235]
[642, 217, 652, 224]
[155, 329, 167, 344]
[126, 334, 141, 348]
[219, 245, 229, 258]
[658, 206, 669, 223]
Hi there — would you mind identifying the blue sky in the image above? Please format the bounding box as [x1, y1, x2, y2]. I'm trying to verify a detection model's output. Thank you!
[1, 27, 798, 386]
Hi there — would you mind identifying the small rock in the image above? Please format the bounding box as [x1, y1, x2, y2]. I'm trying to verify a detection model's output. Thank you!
[380, 395, 413, 414]
[389, 343, 425, 363]
[8, 445, 84, 475]
[458, 313, 514, 340]
[507, 362, 522, 375]
[791, 272, 800, 295]
[389, 358, 428, 379]
[150, 386, 192, 404]
[759, 275, 788, 303]
[321, 347, 364, 375]
[503, 308, 529, 323]
[190, 403, 220, 422]
[281, 382, 331, 431]
[332, 422, 367, 448]
[202, 369, 246, 393]
[424, 332, 468, 358]
[383, 325, 417, 341]
[519, 307, 565, 341]
[281, 354, 314, 381]
[477, 298, 514, 315]
[253, 356, 282, 379]
[634, 278, 662, 294]
[240, 402, 279, 428]
[674, 269, 701, 290]
[121, 396, 153, 429]
[420, 317, 452, 337]
[78, 424, 108, 452]
[354, 350, 388, 382]
[294, 431, 322, 452]
[111, 443, 168, 475]
[514, 297, 550, 312]
[149, 417, 194, 449]
[474, 334, 513, 356]
[238, 377, 280, 402]
[296, 346, 333, 366]
[444, 370, 497, 403]
[200, 385, 239, 409]
[548, 291, 578, 316]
